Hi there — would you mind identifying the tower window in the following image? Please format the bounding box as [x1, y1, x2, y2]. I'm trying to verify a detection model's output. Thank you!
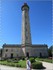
[25, 14, 27, 18]
[25, 22, 27, 24]
[25, 11, 27, 18]
[26, 28, 27, 31]
[26, 35, 28, 39]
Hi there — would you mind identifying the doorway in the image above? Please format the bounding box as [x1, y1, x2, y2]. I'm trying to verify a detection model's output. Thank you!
[11, 53, 13, 58]
[40, 52, 42, 57]
[26, 52, 29, 58]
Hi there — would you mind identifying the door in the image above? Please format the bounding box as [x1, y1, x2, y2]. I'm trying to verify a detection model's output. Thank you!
[26, 52, 29, 58]
[40, 52, 42, 58]
[11, 53, 13, 58]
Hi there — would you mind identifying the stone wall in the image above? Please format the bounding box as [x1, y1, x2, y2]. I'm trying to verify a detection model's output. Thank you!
[2, 44, 48, 59]
[31, 45, 48, 57]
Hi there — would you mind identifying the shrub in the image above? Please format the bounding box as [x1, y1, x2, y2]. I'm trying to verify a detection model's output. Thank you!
[32, 62, 43, 69]
[10, 63, 15, 66]
[15, 64, 21, 67]
[21, 56, 25, 60]
[7, 59, 18, 63]
[29, 58, 35, 63]
[7, 59, 12, 62]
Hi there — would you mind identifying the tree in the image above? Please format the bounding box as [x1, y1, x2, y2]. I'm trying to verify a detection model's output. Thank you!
[0, 49, 2, 57]
[48, 46, 53, 57]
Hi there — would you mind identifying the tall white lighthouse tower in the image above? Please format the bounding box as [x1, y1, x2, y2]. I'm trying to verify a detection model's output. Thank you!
[21, 3, 32, 57]
[21, 3, 32, 46]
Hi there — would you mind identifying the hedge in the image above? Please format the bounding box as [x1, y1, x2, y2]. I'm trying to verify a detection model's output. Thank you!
[29, 57, 35, 63]
[32, 62, 43, 69]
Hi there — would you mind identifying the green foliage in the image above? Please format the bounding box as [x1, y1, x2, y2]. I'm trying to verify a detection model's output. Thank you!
[8, 63, 15, 66]
[7, 58, 18, 63]
[29, 57, 35, 63]
[0, 59, 45, 69]
[0, 60, 26, 68]
[35, 57, 52, 63]
[15, 64, 21, 67]
[18, 60, 26, 68]
[48, 46, 52, 57]
[32, 62, 43, 69]
[21, 56, 25, 60]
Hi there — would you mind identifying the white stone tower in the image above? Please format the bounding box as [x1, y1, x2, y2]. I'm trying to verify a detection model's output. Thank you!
[21, 3, 32, 46]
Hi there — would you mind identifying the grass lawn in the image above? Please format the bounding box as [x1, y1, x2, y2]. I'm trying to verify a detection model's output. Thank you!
[35, 58, 52, 63]
[0, 60, 26, 68]
[0, 60, 8, 65]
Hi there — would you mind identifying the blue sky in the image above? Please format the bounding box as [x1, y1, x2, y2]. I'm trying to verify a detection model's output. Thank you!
[0, 0, 52, 48]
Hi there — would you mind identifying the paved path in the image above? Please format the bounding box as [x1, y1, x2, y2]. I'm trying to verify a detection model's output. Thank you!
[0, 62, 53, 70]
[0, 65, 26, 70]
[42, 61, 53, 70]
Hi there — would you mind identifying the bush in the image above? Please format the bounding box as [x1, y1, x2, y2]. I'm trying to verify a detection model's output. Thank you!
[21, 56, 25, 60]
[7, 59, 12, 62]
[32, 62, 43, 69]
[15, 64, 21, 67]
[7, 59, 18, 63]
[29, 58, 35, 63]
[7, 63, 16, 67]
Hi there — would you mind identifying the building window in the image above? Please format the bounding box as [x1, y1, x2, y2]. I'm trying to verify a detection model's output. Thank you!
[6, 49, 8, 52]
